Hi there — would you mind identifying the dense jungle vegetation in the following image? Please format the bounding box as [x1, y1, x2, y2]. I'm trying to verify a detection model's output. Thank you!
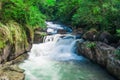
[0, 0, 120, 42]
[1, 0, 120, 34]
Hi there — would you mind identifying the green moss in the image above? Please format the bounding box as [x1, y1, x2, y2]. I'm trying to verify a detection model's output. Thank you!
[40, 32, 47, 37]
[115, 49, 120, 60]
[0, 21, 34, 50]
[0, 41, 5, 48]
[116, 29, 120, 37]
[86, 42, 96, 49]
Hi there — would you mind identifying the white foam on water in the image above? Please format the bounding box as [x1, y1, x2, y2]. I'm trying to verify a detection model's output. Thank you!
[29, 33, 83, 61]
[20, 21, 83, 80]
[19, 22, 115, 80]
[46, 22, 64, 30]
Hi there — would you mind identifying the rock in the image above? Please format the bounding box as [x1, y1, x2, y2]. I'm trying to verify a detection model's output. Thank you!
[73, 28, 84, 34]
[117, 40, 120, 48]
[0, 20, 34, 80]
[77, 41, 120, 80]
[2, 44, 12, 62]
[34, 27, 45, 32]
[95, 42, 115, 67]
[34, 31, 46, 43]
[57, 29, 66, 34]
[8, 65, 25, 73]
[82, 28, 98, 41]
[12, 53, 28, 64]
[0, 23, 34, 80]
[0, 62, 25, 80]
[25, 43, 32, 52]
[33, 27, 47, 43]
[73, 28, 84, 39]
[0, 68, 25, 80]
[107, 57, 120, 79]
[98, 32, 113, 44]
[0, 56, 2, 64]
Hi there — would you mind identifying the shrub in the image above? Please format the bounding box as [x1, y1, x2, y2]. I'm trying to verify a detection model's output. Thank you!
[115, 49, 120, 59]
[1, 0, 46, 28]
[86, 42, 96, 49]
[0, 21, 30, 48]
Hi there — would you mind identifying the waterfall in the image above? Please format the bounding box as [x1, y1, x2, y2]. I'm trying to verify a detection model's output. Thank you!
[30, 33, 83, 61]
[19, 22, 115, 80]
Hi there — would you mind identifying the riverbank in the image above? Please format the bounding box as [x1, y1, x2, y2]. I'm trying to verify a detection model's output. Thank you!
[0, 21, 34, 80]
[0, 20, 119, 80]
[33, 22, 120, 80]
[76, 29, 120, 80]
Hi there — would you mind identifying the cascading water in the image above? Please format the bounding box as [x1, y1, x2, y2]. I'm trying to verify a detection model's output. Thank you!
[19, 22, 116, 80]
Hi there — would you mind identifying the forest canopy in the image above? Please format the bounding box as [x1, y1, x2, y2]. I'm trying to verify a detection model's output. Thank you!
[0, 0, 120, 34]
[0, 0, 46, 28]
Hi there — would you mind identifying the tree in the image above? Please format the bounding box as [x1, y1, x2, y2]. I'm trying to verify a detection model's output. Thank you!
[0, 0, 46, 28]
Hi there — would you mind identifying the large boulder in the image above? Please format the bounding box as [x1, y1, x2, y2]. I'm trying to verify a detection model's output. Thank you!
[73, 28, 84, 39]
[0, 39, 32, 64]
[107, 56, 120, 79]
[98, 32, 113, 44]
[0, 63, 25, 80]
[57, 29, 67, 34]
[117, 40, 120, 48]
[77, 41, 120, 79]
[73, 28, 84, 34]
[34, 31, 46, 43]
[82, 28, 98, 41]
[0, 22, 34, 80]
[33, 28, 47, 43]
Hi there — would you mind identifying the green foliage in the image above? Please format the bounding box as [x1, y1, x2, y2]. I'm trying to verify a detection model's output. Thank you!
[1, 0, 46, 28]
[28, 0, 56, 20]
[25, 6, 46, 27]
[38, 0, 120, 34]
[116, 29, 120, 37]
[40, 32, 47, 37]
[1, 0, 120, 31]
[86, 42, 96, 49]
[1, 0, 120, 33]
[71, 0, 120, 30]
[115, 49, 120, 60]
[0, 21, 33, 49]
[54, 0, 80, 23]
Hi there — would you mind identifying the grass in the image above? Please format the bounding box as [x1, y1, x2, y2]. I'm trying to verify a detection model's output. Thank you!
[0, 21, 34, 50]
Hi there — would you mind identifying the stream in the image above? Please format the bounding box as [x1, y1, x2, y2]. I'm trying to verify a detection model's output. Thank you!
[19, 22, 116, 80]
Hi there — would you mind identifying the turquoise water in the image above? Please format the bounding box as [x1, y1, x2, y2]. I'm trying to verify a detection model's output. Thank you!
[20, 59, 115, 80]
[19, 22, 116, 80]
[19, 35, 116, 80]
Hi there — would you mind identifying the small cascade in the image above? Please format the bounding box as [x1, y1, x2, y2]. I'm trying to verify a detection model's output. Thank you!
[19, 22, 116, 80]
[32, 33, 82, 61]
[43, 34, 64, 43]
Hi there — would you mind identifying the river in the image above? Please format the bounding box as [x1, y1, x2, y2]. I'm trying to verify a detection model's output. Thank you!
[19, 22, 116, 80]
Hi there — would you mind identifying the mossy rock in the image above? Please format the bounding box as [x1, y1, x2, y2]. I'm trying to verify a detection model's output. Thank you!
[0, 21, 33, 63]
[83, 28, 98, 41]
[0, 64, 25, 80]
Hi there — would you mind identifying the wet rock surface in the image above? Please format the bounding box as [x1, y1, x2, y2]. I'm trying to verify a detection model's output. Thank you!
[0, 41, 32, 64]
[77, 41, 120, 80]
[33, 28, 47, 43]
[0, 64, 25, 80]
[0, 53, 28, 80]
[0, 23, 33, 80]
[82, 28, 98, 41]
